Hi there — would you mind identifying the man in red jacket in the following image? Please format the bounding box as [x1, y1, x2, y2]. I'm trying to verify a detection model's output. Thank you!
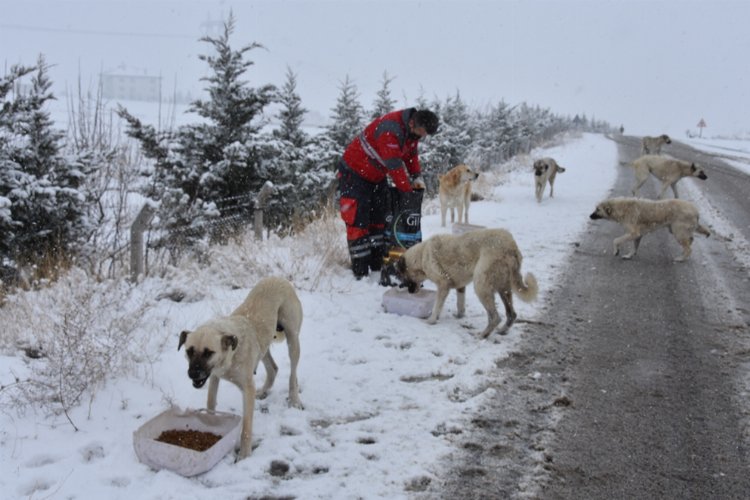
[338, 108, 439, 279]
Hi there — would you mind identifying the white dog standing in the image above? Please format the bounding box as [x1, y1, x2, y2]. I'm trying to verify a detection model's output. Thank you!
[178, 277, 303, 459]
[533, 157, 566, 203]
[590, 197, 710, 261]
[631, 155, 708, 199]
[641, 134, 672, 155]
[439, 163, 479, 227]
[396, 228, 538, 338]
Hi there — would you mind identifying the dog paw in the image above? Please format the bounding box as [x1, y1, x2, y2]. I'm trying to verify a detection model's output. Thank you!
[288, 398, 304, 410]
[426, 318, 438, 325]
[235, 441, 260, 461]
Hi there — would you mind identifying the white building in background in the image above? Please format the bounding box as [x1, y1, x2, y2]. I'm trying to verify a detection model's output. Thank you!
[100, 66, 161, 102]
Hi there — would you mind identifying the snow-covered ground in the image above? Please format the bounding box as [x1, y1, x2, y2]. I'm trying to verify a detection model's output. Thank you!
[683, 137, 750, 175]
[1, 132, 748, 499]
[678, 136, 750, 273]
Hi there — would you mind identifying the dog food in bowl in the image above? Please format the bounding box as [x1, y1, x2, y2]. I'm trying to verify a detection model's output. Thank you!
[134, 407, 241, 476]
[156, 429, 222, 452]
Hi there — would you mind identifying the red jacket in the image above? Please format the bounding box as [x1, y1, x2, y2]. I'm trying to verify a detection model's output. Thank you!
[341, 108, 422, 192]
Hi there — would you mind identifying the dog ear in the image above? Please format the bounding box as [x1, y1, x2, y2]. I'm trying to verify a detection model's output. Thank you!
[605, 205, 612, 216]
[691, 163, 697, 171]
[178, 330, 190, 351]
[221, 335, 238, 351]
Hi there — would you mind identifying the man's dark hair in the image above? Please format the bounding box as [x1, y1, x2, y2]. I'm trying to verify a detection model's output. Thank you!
[413, 109, 440, 135]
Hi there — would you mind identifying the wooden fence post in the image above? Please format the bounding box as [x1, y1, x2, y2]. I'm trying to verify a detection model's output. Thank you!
[254, 181, 274, 241]
[130, 204, 155, 283]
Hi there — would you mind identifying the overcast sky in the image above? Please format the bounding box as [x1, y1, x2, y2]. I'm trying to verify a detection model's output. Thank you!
[2, 0, 748, 138]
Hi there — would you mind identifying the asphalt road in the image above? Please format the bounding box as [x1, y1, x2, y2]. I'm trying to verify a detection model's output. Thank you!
[435, 135, 750, 499]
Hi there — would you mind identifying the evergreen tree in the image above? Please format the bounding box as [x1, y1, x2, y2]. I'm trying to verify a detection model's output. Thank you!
[370, 71, 397, 120]
[186, 11, 276, 201]
[413, 85, 430, 110]
[472, 100, 516, 167]
[260, 67, 337, 229]
[326, 75, 364, 152]
[426, 91, 472, 171]
[118, 12, 276, 251]
[252, 133, 336, 231]
[0, 64, 36, 259]
[274, 66, 308, 148]
[512, 103, 547, 151]
[411, 96, 441, 190]
[0, 56, 89, 268]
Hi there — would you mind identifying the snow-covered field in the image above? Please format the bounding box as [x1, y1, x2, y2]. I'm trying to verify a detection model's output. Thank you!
[2, 132, 748, 499]
[684, 136, 750, 175]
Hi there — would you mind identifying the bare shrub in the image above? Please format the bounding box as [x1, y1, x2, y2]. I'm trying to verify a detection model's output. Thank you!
[0, 268, 152, 429]
[65, 74, 151, 281]
[152, 204, 349, 297]
[79, 142, 150, 280]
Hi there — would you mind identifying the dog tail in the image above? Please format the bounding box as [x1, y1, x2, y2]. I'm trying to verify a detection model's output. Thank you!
[697, 223, 711, 238]
[512, 270, 538, 303]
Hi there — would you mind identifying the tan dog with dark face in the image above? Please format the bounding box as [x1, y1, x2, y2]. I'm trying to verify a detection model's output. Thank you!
[178, 277, 303, 460]
[533, 157, 566, 203]
[590, 197, 710, 261]
[631, 154, 707, 199]
[641, 134, 671, 155]
[395, 228, 538, 338]
[439, 164, 479, 227]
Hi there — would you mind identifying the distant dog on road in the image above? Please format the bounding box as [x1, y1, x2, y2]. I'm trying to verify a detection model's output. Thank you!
[178, 277, 303, 459]
[533, 157, 566, 203]
[631, 154, 708, 198]
[439, 163, 479, 227]
[590, 197, 710, 262]
[396, 228, 538, 337]
[641, 134, 671, 155]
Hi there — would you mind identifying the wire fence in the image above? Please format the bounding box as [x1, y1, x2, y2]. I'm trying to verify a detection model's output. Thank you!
[130, 182, 274, 281]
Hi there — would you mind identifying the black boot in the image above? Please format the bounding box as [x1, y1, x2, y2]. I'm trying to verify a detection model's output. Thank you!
[369, 233, 386, 272]
[348, 237, 371, 279]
